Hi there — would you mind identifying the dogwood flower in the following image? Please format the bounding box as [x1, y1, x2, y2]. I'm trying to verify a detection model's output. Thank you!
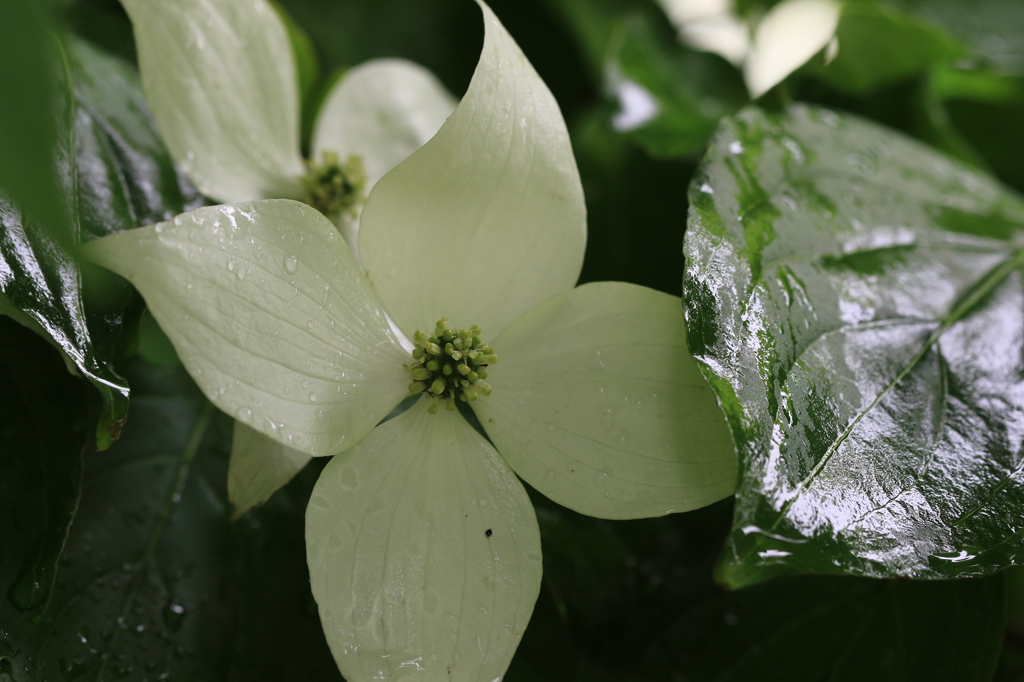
[120, 0, 458, 512]
[85, 2, 736, 679]
[659, 0, 841, 98]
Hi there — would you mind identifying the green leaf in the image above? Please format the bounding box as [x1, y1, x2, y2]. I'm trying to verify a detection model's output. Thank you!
[0, 318, 89, 621]
[475, 281, 736, 519]
[0, 2, 64, 238]
[645, 572, 1006, 680]
[68, 37, 203, 239]
[0, 358, 343, 680]
[814, 3, 967, 95]
[606, 14, 747, 158]
[306, 399, 542, 682]
[1, 35, 201, 450]
[684, 103, 1024, 586]
[891, 0, 1024, 76]
[943, 76, 1024, 195]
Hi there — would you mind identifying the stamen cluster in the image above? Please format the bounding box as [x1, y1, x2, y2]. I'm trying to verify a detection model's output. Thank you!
[407, 319, 496, 414]
[301, 151, 367, 220]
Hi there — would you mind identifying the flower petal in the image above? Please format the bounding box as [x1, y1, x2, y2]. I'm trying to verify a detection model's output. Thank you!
[311, 59, 456, 265]
[312, 59, 457, 191]
[306, 398, 542, 682]
[228, 421, 312, 518]
[81, 199, 410, 456]
[679, 15, 751, 66]
[474, 282, 736, 519]
[743, 0, 841, 99]
[121, 0, 305, 202]
[358, 0, 586, 340]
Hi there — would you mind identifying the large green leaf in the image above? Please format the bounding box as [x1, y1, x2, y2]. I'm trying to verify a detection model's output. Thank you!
[0, 318, 90, 623]
[0, 358, 341, 681]
[0, 35, 200, 450]
[684, 103, 1024, 586]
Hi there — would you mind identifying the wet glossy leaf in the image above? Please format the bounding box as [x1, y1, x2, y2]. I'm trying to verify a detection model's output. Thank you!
[0, 359, 341, 681]
[684, 103, 1024, 586]
[0, 318, 89, 624]
[0, 36, 199, 450]
[644, 572, 1006, 681]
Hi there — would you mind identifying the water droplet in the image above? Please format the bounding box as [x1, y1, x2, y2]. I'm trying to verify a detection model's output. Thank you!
[566, 462, 577, 473]
[309, 392, 318, 402]
[284, 255, 299, 274]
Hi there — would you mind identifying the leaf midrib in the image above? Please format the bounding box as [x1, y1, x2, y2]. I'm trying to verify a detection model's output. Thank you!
[761, 248, 1024, 534]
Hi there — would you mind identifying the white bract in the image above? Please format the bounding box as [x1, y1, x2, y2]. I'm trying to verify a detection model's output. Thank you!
[121, 0, 458, 513]
[659, 0, 842, 98]
[86, 1, 737, 679]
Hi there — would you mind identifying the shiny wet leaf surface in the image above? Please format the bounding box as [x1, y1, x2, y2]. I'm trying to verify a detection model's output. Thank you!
[0, 354, 341, 682]
[0, 35, 200, 450]
[685, 103, 1024, 586]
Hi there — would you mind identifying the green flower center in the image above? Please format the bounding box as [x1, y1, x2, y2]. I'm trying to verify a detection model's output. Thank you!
[406, 319, 496, 414]
[301, 151, 367, 220]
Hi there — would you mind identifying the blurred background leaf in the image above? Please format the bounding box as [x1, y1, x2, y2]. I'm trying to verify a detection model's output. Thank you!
[891, 0, 1024, 76]
[0, 1, 65, 238]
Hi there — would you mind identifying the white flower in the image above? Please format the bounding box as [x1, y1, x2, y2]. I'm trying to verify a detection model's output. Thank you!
[659, 0, 842, 98]
[121, 0, 456, 262]
[121, 0, 459, 511]
[86, 2, 736, 679]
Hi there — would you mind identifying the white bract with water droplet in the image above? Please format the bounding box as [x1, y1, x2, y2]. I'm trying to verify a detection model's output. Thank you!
[658, 0, 841, 98]
[120, 0, 457, 512]
[121, 0, 455, 209]
[84, 2, 736, 680]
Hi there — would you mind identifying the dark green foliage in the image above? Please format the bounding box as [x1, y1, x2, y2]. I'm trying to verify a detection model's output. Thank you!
[685, 104, 1024, 586]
